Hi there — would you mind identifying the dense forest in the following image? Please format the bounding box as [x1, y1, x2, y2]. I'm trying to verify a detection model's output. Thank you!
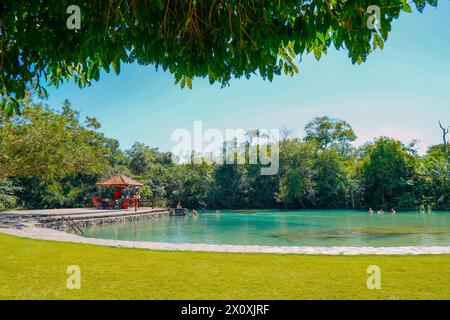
[1, 97, 449, 211]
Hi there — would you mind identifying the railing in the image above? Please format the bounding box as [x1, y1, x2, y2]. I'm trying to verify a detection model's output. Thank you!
[61, 216, 84, 235]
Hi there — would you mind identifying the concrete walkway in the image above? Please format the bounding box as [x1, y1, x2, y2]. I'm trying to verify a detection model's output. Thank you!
[0, 207, 169, 230]
[1, 207, 157, 217]
[1, 224, 450, 255]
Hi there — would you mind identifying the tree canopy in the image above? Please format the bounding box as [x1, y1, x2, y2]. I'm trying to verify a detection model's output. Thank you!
[0, 0, 438, 114]
[360, 137, 416, 208]
[0, 98, 112, 180]
[304, 116, 356, 151]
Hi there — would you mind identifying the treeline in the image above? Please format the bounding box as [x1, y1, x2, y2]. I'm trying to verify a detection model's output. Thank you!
[1, 98, 450, 211]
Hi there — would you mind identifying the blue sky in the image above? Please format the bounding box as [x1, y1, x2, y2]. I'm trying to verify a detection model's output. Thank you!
[46, 3, 450, 154]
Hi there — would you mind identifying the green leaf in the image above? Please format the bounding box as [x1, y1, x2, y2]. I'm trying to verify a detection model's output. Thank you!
[317, 33, 325, 45]
[403, 3, 412, 13]
[112, 56, 121, 75]
[373, 34, 384, 50]
[313, 47, 322, 61]
[414, 0, 426, 12]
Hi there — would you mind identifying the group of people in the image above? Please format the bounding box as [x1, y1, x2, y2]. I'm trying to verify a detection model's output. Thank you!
[176, 202, 221, 216]
[92, 190, 141, 210]
[368, 208, 396, 215]
[369, 206, 434, 215]
[177, 202, 199, 215]
[115, 190, 141, 210]
[418, 204, 433, 213]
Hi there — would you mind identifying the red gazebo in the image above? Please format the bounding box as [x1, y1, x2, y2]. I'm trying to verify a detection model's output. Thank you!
[95, 174, 144, 209]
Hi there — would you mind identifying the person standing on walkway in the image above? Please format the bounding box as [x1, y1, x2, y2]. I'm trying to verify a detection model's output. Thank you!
[133, 193, 138, 212]
[136, 191, 141, 209]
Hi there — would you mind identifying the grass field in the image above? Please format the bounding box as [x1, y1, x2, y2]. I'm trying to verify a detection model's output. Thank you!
[0, 233, 449, 299]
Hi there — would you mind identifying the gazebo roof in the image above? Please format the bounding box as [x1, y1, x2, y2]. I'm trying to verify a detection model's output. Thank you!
[95, 174, 144, 188]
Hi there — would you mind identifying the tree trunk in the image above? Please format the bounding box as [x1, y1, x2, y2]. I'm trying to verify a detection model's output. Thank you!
[439, 121, 449, 159]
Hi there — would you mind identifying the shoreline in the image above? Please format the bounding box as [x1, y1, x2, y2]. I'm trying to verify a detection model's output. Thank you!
[1, 208, 449, 255]
[1, 225, 450, 255]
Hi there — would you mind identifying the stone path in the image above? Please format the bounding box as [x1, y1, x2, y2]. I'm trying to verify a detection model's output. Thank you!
[0, 207, 169, 230]
[1, 207, 158, 217]
[1, 224, 450, 255]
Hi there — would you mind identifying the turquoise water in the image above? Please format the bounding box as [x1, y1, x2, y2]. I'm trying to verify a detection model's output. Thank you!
[81, 210, 450, 247]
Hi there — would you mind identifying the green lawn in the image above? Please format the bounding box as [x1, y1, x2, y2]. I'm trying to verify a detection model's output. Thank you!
[0, 233, 449, 299]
